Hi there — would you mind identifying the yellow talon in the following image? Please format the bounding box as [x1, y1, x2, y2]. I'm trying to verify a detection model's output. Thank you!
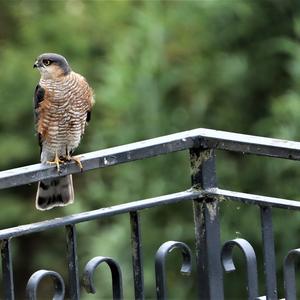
[67, 155, 83, 172]
[47, 152, 64, 173]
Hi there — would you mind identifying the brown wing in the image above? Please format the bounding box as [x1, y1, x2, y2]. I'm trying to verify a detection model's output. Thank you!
[33, 84, 46, 152]
[73, 73, 95, 133]
[36, 85, 53, 144]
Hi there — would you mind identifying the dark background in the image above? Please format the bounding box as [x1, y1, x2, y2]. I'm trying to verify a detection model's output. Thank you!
[0, 0, 300, 298]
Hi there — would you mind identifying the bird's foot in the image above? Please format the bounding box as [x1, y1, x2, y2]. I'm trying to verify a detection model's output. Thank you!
[66, 155, 83, 172]
[47, 152, 65, 173]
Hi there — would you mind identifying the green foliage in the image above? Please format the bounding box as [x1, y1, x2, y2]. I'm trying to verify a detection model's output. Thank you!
[0, 0, 300, 298]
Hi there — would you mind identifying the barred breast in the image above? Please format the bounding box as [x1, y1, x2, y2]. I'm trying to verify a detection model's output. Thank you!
[38, 72, 94, 162]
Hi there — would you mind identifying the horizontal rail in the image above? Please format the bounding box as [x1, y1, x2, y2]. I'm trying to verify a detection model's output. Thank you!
[1, 186, 300, 240]
[2, 128, 300, 190]
[0, 190, 202, 240]
[0, 130, 197, 189]
[205, 188, 300, 210]
[200, 129, 300, 158]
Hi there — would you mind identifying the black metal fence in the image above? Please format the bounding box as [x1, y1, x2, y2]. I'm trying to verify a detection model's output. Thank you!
[1, 128, 300, 299]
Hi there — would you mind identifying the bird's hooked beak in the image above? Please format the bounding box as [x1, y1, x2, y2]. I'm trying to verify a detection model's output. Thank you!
[33, 60, 40, 68]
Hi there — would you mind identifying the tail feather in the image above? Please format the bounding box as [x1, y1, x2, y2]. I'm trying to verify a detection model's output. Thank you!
[36, 175, 74, 210]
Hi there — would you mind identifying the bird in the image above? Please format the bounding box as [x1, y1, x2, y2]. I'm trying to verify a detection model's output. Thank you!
[33, 53, 95, 210]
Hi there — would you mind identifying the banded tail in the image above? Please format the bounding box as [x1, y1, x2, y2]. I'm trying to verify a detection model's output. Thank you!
[36, 175, 74, 210]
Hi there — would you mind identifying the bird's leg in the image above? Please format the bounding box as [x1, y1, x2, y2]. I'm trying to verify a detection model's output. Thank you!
[47, 151, 64, 173]
[66, 154, 83, 172]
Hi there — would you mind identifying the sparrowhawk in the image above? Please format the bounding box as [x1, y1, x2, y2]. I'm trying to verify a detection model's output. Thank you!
[33, 53, 95, 210]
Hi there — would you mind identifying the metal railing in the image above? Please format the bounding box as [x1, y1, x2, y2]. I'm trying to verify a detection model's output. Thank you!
[1, 128, 300, 299]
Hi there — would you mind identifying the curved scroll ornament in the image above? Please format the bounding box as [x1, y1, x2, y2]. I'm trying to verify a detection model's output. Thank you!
[82, 256, 123, 300]
[155, 241, 192, 300]
[221, 238, 258, 300]
[284, 248, 300, 300]
[26, 269, 65, 300]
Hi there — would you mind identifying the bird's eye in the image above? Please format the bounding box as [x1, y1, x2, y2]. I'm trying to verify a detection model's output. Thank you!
[43, 59, 51, 66]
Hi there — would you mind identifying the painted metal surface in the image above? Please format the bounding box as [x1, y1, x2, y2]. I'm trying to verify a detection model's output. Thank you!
[1, 128, 300, 299]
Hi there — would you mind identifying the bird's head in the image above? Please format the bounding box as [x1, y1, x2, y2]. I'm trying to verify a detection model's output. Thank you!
[33, 53, 71, 79]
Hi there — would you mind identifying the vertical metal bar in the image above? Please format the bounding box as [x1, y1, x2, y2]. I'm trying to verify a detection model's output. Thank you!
[190, 148, 224, 300]
[260, 206, 277, 300]
[130, 211, 144, 300]
[66, 224, 80, 300]
[1, 239, 14, 300]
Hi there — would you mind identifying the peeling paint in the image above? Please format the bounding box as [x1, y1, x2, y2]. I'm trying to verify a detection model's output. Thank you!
[214, 194, 226, 203]
[104, 156, 117, 166]
[189, 185, 203, 192]
[205, 188, 227, 203]
[190, 149, 213, 176]
[206, 201, 217, 221]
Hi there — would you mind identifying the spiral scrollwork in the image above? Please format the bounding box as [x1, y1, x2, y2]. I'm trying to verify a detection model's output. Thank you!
[155, 241, 192, 300]
[221, 238, 258, 300]
[283, 248, 300, 300]
[82, 256, 123, 300]
[26, 269, 65, 300]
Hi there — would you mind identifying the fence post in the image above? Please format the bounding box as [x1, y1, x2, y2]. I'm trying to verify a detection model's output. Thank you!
[190, 147, 224, 300]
